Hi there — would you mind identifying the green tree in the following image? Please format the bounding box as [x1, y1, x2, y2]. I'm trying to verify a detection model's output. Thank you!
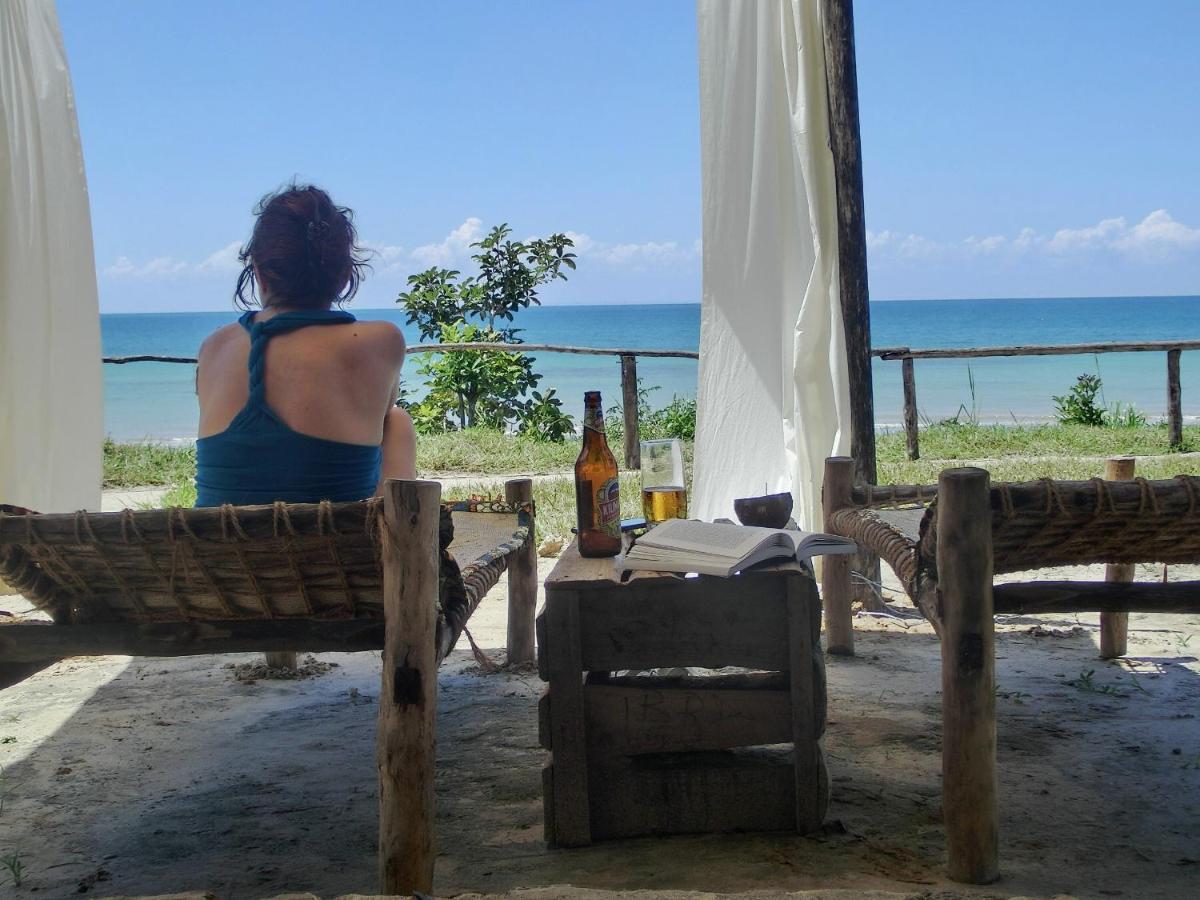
[396, 224, 576, 439]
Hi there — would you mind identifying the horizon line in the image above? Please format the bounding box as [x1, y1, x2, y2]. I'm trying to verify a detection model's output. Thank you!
[98, 292, 1200, 315]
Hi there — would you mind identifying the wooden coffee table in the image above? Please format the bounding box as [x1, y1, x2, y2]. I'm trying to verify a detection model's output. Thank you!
[536, 539, 828, 846]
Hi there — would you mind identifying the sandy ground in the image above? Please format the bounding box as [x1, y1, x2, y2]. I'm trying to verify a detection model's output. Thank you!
[1, 493, 1198, 899]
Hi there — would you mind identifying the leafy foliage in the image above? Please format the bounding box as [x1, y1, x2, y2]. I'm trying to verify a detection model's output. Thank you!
[606, 382, 697, 442]
[395, 224, 576, 440]
[1053, 374, 1108, 426]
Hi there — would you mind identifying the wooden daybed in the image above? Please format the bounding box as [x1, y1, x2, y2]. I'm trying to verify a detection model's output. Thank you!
[820, 456, 1200, 884]
[0, 478, 535, 895]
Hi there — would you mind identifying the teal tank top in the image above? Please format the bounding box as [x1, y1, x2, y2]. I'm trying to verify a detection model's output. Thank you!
[194, 309, 383, 507]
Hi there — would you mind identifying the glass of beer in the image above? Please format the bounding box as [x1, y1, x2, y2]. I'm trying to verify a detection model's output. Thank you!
[640, 438, 687, 523]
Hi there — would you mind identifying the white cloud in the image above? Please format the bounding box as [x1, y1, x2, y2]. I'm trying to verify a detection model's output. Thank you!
[566, 231, 700, 268]
[103, 218, 701, 280]
[195, 240, 243, 274]
[869, 210, 1200, 266]
[103, 255, 189, 278]
[409, 217, 483, 267]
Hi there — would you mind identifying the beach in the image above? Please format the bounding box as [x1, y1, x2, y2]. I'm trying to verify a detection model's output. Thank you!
[1, 485, 1197, 898]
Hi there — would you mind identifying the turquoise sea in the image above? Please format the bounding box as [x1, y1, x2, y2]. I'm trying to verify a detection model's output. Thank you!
[102, 296, 1200, 442]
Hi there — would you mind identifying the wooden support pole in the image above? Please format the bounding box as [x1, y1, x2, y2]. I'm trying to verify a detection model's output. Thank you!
[937, 467, 998, 884]
[620, 354, 640, 470]
[1167, 348, 1183, 449]
[823, 0, 876, 487]
[1100, 456, 1135, 659]
[902, 356, 919, 460]
[377, 479, 441, 896]
[821, 457, 855, 656]
[505, 478, 537, 666]
[544, 588, 591, 846]
[263, 651, 297, 671]
[787, 577, 822, 831]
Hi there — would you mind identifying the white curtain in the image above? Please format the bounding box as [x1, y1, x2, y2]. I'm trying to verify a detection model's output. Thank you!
[692, 0, 850, 530]
[1, 0, 103, 514]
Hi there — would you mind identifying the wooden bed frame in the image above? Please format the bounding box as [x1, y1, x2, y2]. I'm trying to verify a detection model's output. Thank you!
[0, 478, 537, 895]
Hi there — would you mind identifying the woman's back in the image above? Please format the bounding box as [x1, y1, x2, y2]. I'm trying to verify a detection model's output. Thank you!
[193, 184, 412, 507]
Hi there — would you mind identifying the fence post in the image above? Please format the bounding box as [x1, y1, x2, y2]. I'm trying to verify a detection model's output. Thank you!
[619, 354, 640, 470]
[1101, 457, 1135, 659]
[1167, 348, 1183, 449]
[901, 355, 919, 460]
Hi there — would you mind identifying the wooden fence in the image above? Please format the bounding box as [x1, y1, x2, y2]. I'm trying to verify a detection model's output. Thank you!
[873, 339, 1200, 460]
[104, 342, 700, 470]
[105, 337, 1194, 466]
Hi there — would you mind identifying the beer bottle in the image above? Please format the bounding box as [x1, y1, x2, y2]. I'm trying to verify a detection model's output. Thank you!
[574, 391, 621, 557]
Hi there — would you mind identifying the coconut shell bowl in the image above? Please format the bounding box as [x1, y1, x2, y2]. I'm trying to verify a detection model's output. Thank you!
[733, 492, 794, 529]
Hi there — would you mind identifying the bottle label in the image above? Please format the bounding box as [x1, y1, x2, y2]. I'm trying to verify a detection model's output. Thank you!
[584, 403, 605, 435]
[596, 476, 620, 537]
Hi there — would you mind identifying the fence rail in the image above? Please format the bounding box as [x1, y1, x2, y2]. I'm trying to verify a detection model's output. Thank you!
[102, 342, 699, 469]
[871, 341, 1194, 459]
[103, 338, 1193, 465]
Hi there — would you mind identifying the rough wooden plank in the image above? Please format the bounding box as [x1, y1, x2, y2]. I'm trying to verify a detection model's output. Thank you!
[937, 468, 998, 885]
[535, 608, 549, 681]
[874, 339, 1200, 360]
[620, 354, 640, 470]
[787, 578, 823, 832]
[1168, 348, 1183, 449]
[588, 750, 798, 839]
[902, 356, 919, 460]
[822, 457, 855, 655]
[544, 588, 591, 847]
[544, 540, 629, 589]
[823, 0, 876, 486]
[407, 342, 699, 359]
[575, 577, 791, 671]
[1100, 457, 1135, 659]
[0, 618, 386, 663]
[583, 680, 791, 757]
[505, 478, 537, 666]
[377, 479, 440, 896]
[993, 580, 1200, 615]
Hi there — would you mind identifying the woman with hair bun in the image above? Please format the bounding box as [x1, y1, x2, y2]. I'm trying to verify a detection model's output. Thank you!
[194, 184, 414, 506]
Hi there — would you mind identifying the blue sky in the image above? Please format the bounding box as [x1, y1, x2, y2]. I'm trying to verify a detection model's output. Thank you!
[58, 0, 1200, 313]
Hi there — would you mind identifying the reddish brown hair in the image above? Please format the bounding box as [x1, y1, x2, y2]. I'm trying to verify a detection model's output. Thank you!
[234, 184, 369, 309]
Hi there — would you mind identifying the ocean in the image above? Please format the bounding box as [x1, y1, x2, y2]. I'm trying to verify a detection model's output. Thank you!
[102, 296, 1200, 442]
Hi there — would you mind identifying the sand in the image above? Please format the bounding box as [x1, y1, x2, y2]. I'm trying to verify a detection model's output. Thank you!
[1, 495, 1198, 899]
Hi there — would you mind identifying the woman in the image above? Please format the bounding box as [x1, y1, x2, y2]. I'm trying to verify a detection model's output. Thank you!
[195, 185, 415, 506]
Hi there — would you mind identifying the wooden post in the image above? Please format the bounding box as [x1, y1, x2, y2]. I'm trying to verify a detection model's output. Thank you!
[821, 457, 855, 656]
[620, 354, 640, 470]
[377, 479, 441, 896]
[787, 577, 822, 831]
[263, 651, 297, 671]
[1167, 348, 1183, 449]
[1100, 457, 1135, 659]
[902, 355, 919, 460]
[544, 588, 591, 846]
[937, 467, 998, 884]
[505, 478, 537, 666]
[822, 0, 876, 487]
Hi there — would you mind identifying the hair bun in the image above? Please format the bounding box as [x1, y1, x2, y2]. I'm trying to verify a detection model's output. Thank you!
[306, 220, 331, 243]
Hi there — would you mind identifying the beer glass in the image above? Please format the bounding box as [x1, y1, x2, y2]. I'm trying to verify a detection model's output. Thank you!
[640, 438, 687, 523]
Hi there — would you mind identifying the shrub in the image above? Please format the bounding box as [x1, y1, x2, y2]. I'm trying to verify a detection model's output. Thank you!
[1053, 374, 1107, 426]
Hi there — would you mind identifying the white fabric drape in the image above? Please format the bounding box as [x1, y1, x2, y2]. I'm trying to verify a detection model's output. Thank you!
[692, 0, 850, 530]
[1, 0, 103, 513]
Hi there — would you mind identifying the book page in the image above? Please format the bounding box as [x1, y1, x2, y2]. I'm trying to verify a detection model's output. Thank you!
[636, 519, 784, 559]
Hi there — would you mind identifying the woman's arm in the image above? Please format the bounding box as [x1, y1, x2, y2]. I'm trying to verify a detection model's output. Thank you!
[377, 404, 417, 491]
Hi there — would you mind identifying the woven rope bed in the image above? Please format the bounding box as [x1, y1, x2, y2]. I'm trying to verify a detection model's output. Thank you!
[820, 458, 1200, 885]
[826, 473, 1200, 627]
[0, 491, 533, 664]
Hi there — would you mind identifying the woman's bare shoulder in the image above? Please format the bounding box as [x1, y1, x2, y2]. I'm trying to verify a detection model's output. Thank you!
[197, 322, 245, 360]
[343, 319, 406, 361]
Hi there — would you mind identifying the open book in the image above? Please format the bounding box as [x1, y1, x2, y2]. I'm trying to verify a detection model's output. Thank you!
[621, 518, 857, 577]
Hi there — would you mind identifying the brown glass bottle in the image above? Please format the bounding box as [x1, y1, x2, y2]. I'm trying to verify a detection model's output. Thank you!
[574, 391, 621, 557]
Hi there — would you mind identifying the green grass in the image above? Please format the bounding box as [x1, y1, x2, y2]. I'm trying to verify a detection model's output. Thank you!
[110, 423, 1200, 536]
[878, 421, 1200, 462]
[103, 439, 196, 488]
